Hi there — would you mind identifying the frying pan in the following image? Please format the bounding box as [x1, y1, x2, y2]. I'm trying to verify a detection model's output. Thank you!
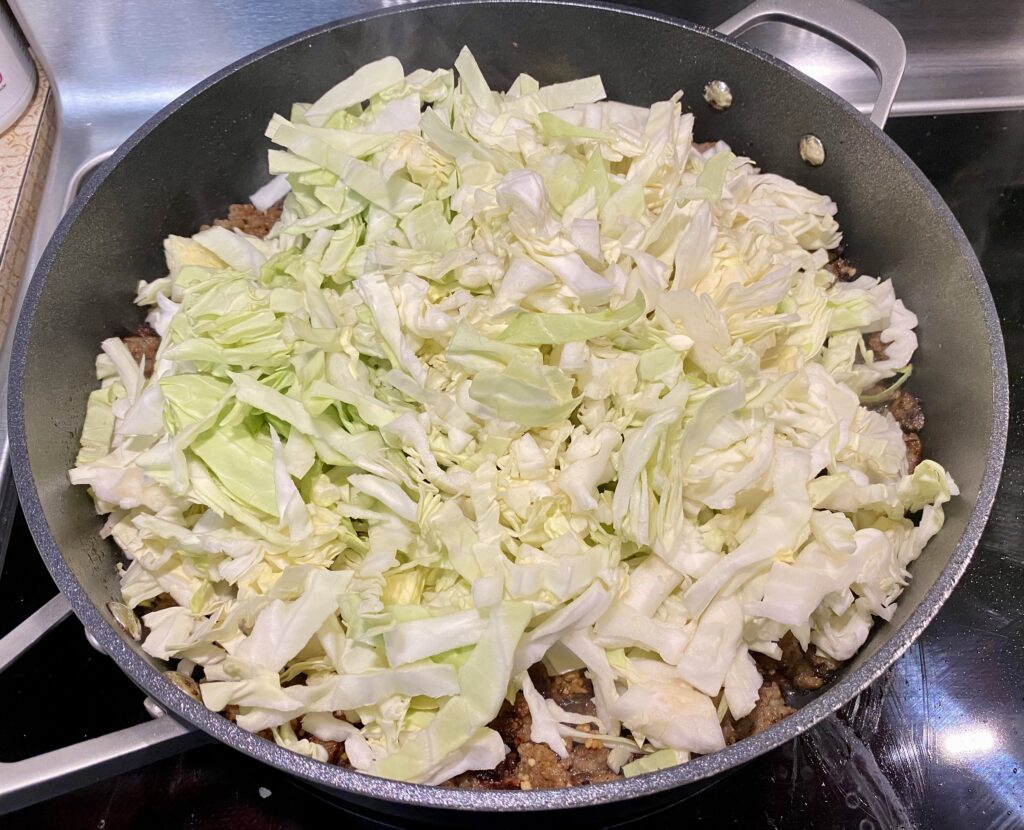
[0, 0, 1008, 822]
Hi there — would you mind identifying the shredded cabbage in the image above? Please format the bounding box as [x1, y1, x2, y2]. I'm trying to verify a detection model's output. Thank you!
[71, 48, 957, 785]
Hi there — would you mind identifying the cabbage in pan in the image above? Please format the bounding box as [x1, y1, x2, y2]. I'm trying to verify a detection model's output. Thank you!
[71, 49, 956, 784]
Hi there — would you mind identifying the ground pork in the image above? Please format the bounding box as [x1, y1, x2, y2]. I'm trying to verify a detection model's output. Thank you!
[123, 322, 161, 377]
[531, 667, 598, 716]
[861, 316, 926, 471]
[721, 682, 794, 745]
[211, 202, 282, 239]
[449, 754, 519, 790]
[864, 331, 887, 360]
[220, 659, 841, 788]
[754, 632, 842, 692]
[903, 432, 924, 470]
[489, 690, 534, 749]
[513, 743, 574, 790]
[457, 671, 617, 789]
[298, 732, 347, 765]
[888, 389, 925, 433]
[825, 245, 858, 282]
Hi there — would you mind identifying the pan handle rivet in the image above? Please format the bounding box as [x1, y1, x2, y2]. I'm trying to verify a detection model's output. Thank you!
[703, 80, 733, 110]
[107, 600, 142, 641]
[164, 669, 202, 701]
[144, 697, 166, 719]
[83, 626, 105, 654]
[800, 134, 826, 166]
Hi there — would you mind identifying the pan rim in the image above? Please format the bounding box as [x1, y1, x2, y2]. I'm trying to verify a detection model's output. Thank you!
[8, 0, 1009, 813]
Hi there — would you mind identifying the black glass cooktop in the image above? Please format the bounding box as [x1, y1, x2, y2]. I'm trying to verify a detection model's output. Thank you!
[2, 109, 1022, 830]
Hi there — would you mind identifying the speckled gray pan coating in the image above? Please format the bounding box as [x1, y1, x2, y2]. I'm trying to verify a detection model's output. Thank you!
[7, 0, 1008, 822]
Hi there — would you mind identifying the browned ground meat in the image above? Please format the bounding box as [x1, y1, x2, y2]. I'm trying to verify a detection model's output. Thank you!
[456, 650, 838, 788]
[864, 331, 887, 360]
[903, 432, 924, 471]
[302, 734, 346, 765]
[889, 389, 925, 433]
[721, 682, 794, 745]
[513, 743, 573, 789]
[449, 754, 519, 790]
[222, 657, 840, 788]
[211, 202, 282, 239]
[861, 387, 926, 470]
[456, 671, 619, 789]
[566, 743, 622, 785]
[883, 389, 926, 472]
[754, 632, 842, 692]
[489, 690, 534, 749]
[779, 631, 830, 691]
[825, 245, 858, 282]
[806, 649, 841, 675]
[123, 322, 161, 377]
[854, 251, 926, 471]
[531, 667, 597, 716]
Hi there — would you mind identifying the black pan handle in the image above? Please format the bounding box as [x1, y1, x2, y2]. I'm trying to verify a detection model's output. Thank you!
[716, 0, 907, 128]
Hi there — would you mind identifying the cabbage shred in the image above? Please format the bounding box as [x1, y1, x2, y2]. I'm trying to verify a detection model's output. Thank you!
[71, 50, 957, 784]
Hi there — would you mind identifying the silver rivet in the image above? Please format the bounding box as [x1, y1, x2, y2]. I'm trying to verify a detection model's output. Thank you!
[107, 600, 142, 641]
[800, 134, 826, 166]
[703, 80, 733, 111]
[144, 697, 166, 719]
[84, 626, 105, 654]
[164, 670, 202, 701]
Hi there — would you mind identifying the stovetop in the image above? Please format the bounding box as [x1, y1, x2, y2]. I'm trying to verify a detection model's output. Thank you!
[3, 1, 1024, 827]
[0, 107, 1021, 830]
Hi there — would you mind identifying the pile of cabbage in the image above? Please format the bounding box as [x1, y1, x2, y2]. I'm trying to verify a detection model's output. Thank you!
[71, 49, 957, 785]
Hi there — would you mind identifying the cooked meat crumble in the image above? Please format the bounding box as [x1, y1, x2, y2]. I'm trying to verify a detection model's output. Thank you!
[721, 682, 795, 745]
[532, 665, 598, 715]
[861, 327, 926, 471]
[755, 631, 841, 693]
[864, 330, 887, 361]
[449, 669, 617, 789]
[123, 322, 161, 378]
[210, 202, 282, 239]
[903, 432, 924, 471]
[489, 687, 534, 750]
[889, 389, 925, 434]
[825, 244, 858, 282]
[303, 734, 347, 765]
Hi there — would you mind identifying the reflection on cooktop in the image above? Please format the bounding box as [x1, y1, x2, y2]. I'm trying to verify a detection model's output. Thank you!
[2, 110, 1023, 830]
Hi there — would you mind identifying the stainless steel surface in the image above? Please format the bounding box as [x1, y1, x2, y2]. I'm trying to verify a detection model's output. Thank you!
[0, 593, 69, 673]
[716, 0, 906, 128]
[0, 710, 206, 816]
[5, 0, 1007, 820]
